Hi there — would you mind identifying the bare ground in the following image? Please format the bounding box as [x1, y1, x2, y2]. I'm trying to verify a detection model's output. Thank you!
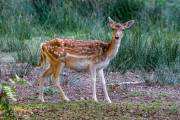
[13, 66, 180, 105]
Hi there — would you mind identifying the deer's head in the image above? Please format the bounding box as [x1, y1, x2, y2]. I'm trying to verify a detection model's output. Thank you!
[108, 17, 135, 40]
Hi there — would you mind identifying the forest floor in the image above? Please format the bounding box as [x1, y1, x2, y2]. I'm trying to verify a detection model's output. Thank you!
[0, 52, 180, 119]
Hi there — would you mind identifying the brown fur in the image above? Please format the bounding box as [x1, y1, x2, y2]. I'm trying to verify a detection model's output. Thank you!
[38, 38, 110, 65]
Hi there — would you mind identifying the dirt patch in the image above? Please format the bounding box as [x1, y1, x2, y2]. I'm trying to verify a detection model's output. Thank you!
[8, 66, 178, 106]
[0, 63, 179, 105]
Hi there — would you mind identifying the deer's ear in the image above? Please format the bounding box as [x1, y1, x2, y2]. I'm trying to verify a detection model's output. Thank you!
[108, 17, 115, 28]
[123, 20, 135, 29]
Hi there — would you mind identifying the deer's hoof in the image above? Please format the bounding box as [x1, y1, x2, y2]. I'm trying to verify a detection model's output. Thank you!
[93, 98, 98, 102]
[64, 97, 70, 102]
[107, 100, 112, 103]
[40, 98, 45, 102]
[38, 96, 45, 102]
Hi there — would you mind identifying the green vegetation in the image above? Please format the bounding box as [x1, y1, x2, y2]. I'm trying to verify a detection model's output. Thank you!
[14, 101, 179, 119]
[0, 75, 29, 119]
[43, 87, 59, 96]
[0, 0, 179, 84]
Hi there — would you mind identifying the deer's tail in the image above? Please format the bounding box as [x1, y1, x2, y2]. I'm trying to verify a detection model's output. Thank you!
[36, 43, 46, 67]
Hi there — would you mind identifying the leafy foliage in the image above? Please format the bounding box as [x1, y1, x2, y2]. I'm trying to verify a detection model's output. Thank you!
[0, 75, 29, 119]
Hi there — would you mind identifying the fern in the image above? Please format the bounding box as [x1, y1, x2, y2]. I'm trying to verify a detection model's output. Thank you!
[2, 85, 16, 101]
[0, 75, 29, 119]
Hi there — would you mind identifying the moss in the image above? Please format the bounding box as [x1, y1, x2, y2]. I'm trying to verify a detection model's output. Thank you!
[129, 91, 144, 97]
[13, 101, 179, 119]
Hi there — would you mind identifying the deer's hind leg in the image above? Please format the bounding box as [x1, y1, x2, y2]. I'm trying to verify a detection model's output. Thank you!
[39, 64, 53, 102]
[90, 66, 98, 102]
[52, 62, 69, 101]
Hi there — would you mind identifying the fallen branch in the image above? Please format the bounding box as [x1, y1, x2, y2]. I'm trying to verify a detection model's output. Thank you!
[107, 81, 144, 86]
[107, 81, 144, 91]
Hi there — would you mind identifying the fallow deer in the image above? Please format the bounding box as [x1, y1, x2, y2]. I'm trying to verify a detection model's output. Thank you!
[37, 17, 134, 103]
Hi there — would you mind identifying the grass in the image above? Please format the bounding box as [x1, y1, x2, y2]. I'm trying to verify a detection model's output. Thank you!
[43, 87, 59, 96]
[129, 91, 144, 97]
[12, 101, 179, 119]
[0, 0, 179, 84]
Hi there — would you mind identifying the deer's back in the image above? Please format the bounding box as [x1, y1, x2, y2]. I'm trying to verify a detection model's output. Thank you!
[43, 38, 109, 58]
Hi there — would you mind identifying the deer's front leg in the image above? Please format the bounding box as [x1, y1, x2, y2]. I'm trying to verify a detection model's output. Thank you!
[98, 69, 112, 103]
[90, 67, 97, 102]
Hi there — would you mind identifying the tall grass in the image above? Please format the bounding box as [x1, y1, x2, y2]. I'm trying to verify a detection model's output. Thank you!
[0, 0, 179, 84]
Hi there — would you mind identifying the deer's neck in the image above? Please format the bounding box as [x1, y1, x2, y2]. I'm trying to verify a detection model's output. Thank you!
[107, 31, 123, 59]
